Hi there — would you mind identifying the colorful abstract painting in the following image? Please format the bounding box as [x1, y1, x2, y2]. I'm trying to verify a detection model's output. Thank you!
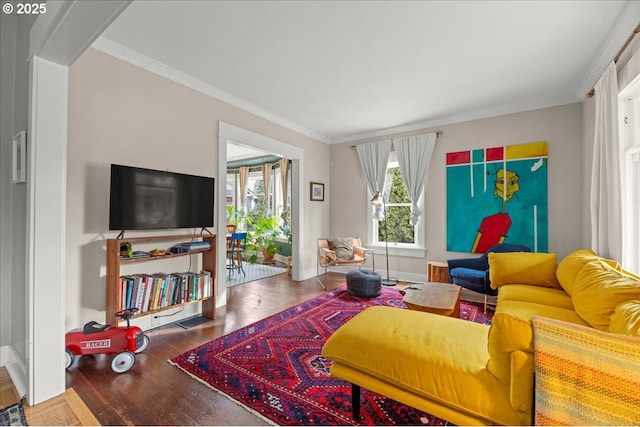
[446, 141, 548, 253]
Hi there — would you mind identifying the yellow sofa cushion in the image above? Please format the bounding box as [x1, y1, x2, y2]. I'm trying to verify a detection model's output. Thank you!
[555, 248, 596, 295]
[487, 300, 588, 385]
[322, 306, 522, 425]
[609, 300, 640, 336]
[497, 284, 574, 310]
[571, 259, 640, 331]
[488, 252, 560, 290]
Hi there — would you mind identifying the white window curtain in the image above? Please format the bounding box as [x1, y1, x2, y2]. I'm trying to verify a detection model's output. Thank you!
[279, 158, 289, 223]
[393, 133, 437, 225]
[590, 61, 622, 261]
[262, 163, 272, 215]
[356, 140, 392, 220]
[239, 166, 249, 215]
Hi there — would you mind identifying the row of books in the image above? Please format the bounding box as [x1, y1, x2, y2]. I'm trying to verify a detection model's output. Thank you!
[118, 270, 213, 313]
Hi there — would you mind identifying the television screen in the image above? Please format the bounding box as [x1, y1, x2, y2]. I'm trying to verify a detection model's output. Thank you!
[109, 164, 214, 231]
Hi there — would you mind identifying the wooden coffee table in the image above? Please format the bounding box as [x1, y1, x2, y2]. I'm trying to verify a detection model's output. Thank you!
[399, 282, 462, 317]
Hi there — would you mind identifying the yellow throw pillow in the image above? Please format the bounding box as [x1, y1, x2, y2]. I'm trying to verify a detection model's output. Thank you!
[572, 259, 640, 331]
[488, 252, 561, 289]
[555, 249, 596, 296]
[609, 300, 640, 337]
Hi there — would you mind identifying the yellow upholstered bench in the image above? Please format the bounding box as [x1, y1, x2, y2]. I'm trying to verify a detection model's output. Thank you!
[321, 306, 525, 426]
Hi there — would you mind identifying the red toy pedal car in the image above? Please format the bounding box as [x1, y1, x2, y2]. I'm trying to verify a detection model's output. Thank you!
[64, 308, 150, 373]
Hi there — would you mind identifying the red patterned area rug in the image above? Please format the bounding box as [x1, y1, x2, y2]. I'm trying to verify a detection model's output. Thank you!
[169, 285, 494, 425]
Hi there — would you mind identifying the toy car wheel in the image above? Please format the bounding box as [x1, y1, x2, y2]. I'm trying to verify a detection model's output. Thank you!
[135, 334, 150, 354]
[65, 349, 74, 369]
[111, 351, 135, 373]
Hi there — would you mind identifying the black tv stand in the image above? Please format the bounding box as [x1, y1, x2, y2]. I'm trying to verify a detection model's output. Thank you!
[200, 227, 213, 235]
[116, 230, 126, 240]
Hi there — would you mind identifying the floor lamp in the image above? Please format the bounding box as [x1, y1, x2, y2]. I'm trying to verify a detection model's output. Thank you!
[370, 191, 398, 286]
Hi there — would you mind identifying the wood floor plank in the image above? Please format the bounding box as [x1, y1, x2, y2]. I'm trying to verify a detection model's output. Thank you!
[0, 367, 21, 408]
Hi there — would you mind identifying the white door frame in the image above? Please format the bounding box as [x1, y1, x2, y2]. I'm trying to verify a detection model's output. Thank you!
[216, 122, 304, 307]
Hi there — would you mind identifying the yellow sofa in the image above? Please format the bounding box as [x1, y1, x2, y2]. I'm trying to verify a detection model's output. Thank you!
[321, 249, 640, 425]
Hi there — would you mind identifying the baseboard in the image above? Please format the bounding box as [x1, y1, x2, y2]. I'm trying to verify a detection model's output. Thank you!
[309, 266, 427, 285]
[0, 344, 27, 399]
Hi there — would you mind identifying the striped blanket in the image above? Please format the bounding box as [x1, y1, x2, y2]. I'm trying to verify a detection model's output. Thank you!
[533, 316, 640, 425]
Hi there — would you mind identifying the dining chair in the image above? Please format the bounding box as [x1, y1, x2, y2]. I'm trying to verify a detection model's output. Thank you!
[227, 232, 248, 279]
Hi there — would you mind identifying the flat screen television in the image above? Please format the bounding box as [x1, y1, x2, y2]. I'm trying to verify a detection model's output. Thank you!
[109, 164, 214, 231]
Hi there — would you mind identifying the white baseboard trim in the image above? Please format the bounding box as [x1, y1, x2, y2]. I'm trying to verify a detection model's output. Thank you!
[0, 344, 27, 398]
[306, 266, 428, 285]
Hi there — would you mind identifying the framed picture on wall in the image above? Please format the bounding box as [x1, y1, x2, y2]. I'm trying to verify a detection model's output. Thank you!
[310, 182, 324, 201]
[12, 131, 26, 183]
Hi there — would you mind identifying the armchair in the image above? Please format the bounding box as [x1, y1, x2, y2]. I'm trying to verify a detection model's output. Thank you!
[317, 238, 374, 290]
[447, 243, 530, 311]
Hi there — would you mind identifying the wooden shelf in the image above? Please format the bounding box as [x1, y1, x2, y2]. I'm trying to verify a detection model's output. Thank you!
[118, 249, 210, 265]
[106, 234, 216, 323]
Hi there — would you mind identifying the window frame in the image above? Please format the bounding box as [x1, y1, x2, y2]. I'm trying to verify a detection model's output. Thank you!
[620, 77, 640, 274]
[366, 152, 426, 258]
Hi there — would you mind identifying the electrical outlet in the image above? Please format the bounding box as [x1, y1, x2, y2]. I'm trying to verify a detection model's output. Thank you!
[150, 314, 165, 328]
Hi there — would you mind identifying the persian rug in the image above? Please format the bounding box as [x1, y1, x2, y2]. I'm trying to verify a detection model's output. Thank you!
[0, 401, 27, 426]
[170, 285, 494, 425]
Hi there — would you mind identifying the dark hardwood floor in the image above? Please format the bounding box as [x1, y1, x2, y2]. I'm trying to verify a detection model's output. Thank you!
[65, 272, 347, 426]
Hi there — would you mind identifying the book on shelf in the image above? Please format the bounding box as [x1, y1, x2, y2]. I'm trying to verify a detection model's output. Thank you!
[178, 241, 211, 250]
[117, 269, 213, 313]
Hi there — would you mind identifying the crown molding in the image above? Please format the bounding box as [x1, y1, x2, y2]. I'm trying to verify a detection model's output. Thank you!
[90, 36, 331, 144]
[333, 98, 579, 144]
[576, 1, 640, 98]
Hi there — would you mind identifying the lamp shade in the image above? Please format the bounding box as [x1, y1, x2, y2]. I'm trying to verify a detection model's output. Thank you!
[370, 191, 384, 206]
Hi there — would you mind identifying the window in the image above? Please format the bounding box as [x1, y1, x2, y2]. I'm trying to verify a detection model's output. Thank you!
[227, 160, 291, 236]
[620, 77, 640, 274]
[367, 152, 425, 256]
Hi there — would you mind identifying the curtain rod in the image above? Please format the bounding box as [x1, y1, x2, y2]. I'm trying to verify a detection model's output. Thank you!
[227, 160, 282, 174]
[349, 130, 443, 149]
[586, 24, 640, 98]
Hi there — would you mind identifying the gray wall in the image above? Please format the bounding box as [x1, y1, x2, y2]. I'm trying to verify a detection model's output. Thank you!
[66, 48, 330, 329]
[329, 103, 585, 282]
[0, 11, 35, 358]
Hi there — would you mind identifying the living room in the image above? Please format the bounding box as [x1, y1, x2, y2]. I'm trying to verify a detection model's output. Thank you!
[1, 1, 639, 424]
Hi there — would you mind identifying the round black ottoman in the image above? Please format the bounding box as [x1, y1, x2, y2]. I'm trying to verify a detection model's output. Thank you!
[346, 269, 382, 298]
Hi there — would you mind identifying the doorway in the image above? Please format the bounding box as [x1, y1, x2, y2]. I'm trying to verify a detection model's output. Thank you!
[217, 122, 304, 307]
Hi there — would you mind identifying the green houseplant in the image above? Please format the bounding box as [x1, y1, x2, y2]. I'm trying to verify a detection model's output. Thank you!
[226, 206, 244, 226]
[246, 215, 281, 263]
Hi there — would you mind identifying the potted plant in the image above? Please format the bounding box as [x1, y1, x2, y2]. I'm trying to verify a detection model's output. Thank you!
[246, 215, 281, 263]
[226, 206, 244, 227]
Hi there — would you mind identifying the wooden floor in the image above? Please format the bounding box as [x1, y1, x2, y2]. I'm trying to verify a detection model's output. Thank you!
[1, 367, 100, 426]
[5, 272, 348, 426]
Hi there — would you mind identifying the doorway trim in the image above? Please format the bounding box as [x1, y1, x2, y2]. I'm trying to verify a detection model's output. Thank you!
[217, 122, 304, 307]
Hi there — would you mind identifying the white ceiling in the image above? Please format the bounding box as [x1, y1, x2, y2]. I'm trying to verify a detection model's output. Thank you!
[95, 1, 639, 143]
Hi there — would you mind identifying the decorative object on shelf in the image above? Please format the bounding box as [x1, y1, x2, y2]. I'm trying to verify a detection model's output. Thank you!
[12, 131, 26, 183]
[310, 181, 324, 201]
[370, 190, 398, 286]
